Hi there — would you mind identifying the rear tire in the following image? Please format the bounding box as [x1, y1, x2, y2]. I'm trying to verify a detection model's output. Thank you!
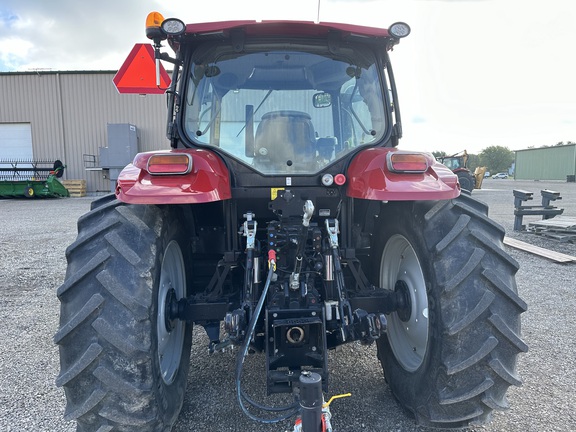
[373, 194, 527, 428]
[55, 199, 193, 431]
[456, 170, 475, 193]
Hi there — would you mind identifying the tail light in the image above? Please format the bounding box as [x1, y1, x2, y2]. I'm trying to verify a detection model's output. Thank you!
[147, 153, 192, 175]
[387, 152, 429, 173]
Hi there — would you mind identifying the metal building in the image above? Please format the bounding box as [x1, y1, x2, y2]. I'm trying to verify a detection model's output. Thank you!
[514, 144, 576, 181]
[0, 71, 169, 192]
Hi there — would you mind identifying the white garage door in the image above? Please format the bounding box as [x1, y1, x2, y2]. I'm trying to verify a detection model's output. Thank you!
[0, 123, 33, 160]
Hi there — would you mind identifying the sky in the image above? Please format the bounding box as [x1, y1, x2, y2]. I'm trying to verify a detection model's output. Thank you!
[1, 0, 575, 155]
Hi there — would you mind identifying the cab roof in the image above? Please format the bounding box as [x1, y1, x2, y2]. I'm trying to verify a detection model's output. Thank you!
[182, 20, 392, 40]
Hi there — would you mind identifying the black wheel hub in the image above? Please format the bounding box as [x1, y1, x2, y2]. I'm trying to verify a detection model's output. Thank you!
[394, 279, 412, 322]
[164, 287, 178, 332]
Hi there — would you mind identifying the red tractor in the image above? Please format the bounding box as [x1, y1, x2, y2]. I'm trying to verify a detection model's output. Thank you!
[55, 12, 527, 431]
[437, 150, 478, 193]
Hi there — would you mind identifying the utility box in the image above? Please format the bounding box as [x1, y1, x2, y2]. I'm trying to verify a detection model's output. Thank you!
[100, 124, 139, 191]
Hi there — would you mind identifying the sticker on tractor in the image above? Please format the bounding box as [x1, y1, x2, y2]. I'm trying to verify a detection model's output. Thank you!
[271, 188, 285, 200]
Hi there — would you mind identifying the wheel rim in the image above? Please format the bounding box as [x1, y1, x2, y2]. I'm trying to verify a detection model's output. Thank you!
[157, 240, 186, 385]
[380, 234, 429, 372]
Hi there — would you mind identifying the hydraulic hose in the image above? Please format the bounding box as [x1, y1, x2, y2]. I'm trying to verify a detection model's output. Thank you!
[235, 255, 300, 423]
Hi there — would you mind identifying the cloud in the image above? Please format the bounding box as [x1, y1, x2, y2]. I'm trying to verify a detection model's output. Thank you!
[0, 0, 322, 71]
[1, 0, 575, 154]
[0, 0, 153, 71]
[0, 37, 33, 70]
[0, 8, 19, 28]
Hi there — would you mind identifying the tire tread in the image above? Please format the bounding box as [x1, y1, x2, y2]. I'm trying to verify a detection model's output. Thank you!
[441, 247, 484, 293]
[54, 294, 104, 343]
[57, 250, 110, 298]
[55, 202, 191, 431]
[56, 343, 103, 387]
[375, 195, 527, 428]
[439, 378, 494, 405]
[444, 336, 499, 375]
[447, 291, 495, 335]
[63, 388, 107, 421]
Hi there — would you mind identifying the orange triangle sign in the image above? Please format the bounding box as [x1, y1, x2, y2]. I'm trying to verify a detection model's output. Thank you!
[113, 43, 171, 94]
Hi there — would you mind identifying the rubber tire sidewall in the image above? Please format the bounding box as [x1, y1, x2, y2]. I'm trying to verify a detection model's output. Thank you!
[372, 196, 525, 428]
[151, 206, 193, 427]
[372, 201, 441, 418]
[457, 171, 475, 193]
[56, 201, 193, 431]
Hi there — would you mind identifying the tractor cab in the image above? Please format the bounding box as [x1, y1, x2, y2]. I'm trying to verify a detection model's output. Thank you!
[182, 42, 388, 175]
[117, 16, 411, 176]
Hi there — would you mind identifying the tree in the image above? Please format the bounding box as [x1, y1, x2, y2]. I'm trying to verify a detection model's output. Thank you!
[432, 150, 446, 159]
[479, 146, 514, 174]
[466, 153, 481, 172]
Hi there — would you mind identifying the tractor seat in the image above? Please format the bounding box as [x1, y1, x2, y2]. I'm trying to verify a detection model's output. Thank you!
[254, 111, 316, 171]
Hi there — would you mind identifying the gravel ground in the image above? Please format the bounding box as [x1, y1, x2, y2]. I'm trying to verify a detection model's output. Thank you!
[0, 178, 575, 432]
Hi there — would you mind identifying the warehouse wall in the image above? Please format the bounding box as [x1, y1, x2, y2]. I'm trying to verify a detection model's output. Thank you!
[515, 144, 576, 181]
[0, 71, 169, 192]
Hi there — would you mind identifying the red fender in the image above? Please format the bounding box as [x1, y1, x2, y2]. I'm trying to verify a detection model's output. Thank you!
[116, 149, 231, 204]
[346, 148, 460, 201]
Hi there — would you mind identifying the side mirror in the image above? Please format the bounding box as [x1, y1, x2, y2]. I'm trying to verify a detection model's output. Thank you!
[313, 92, 332, 108]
